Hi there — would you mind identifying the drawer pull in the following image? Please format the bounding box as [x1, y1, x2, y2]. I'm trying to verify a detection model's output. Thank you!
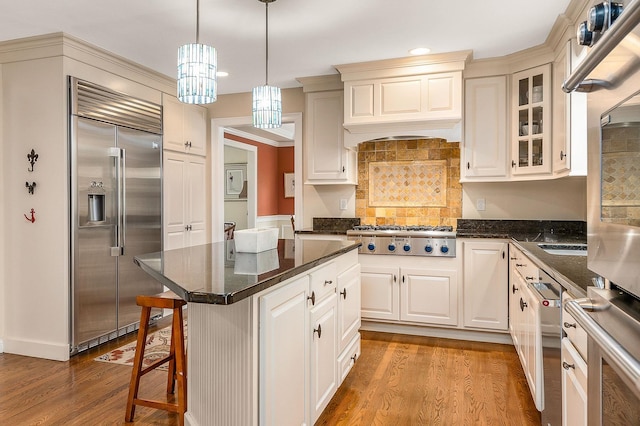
[562, 361, 575, 370]
[324, 280, 333, 286]
[512, 284, 519, 294]
[314, 324, 322, 339]
[526, 276, 536, 281]
[350, 353, 357, 363]
[340, 288, 347, 299]
[516, 263, 527, 267]
[564, 321, 577, 329]
[520, 297, 528, 311]
[307, 291, 316, 306]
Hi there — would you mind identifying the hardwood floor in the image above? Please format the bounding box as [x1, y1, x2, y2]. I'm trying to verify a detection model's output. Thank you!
[317, 331, 540, 426]
[0, 326, 539, 425]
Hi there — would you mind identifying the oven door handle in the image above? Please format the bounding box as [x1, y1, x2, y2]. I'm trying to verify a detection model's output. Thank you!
[565, 299, 640, 394]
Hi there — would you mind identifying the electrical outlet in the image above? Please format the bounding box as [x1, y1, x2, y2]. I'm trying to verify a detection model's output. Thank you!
[340, 199, 348, 210]
[476, 198, 486, 211]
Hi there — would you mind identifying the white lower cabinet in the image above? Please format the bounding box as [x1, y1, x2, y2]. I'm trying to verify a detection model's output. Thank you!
[400, 268, 458, 326]
[360, 255, 459, 327]
[561, 292, 587, 426]
[463, 240, 508, 330]
[310, 293, 338, 421]
[509, 244, 543, 411]
[259, 275, 310, 426]
[561, 337, 587, 426]
[259, 250, 360, 425]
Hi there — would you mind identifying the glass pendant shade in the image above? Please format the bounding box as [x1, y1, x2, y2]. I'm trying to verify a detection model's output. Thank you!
[252, 84, 282, 128]
[177, 43, 217, 104]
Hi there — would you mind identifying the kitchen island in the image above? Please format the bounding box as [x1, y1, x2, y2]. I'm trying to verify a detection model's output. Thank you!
[134, 238, 361, 426]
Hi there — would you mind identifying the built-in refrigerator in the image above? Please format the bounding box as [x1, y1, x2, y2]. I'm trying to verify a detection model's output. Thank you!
[69, 78, 163, 353]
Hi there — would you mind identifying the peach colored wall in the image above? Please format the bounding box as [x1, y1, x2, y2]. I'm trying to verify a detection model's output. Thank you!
[278, 147, 295, 214]
[224, 133, 294, 216]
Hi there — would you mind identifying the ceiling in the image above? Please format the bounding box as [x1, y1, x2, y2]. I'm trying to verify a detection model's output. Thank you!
[1, 0, 573, 96]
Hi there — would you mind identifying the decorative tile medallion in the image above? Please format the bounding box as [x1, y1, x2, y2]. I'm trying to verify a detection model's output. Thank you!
[368, 160, 447, 207]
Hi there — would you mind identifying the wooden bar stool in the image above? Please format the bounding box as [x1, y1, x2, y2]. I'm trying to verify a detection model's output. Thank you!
[125, 291, 187, 425]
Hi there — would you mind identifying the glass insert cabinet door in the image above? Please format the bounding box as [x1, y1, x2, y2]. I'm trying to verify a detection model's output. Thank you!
[512, 64, 551, 175]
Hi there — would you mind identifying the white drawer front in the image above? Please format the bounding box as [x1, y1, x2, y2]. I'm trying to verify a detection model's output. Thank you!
[310, 261, 337, 304]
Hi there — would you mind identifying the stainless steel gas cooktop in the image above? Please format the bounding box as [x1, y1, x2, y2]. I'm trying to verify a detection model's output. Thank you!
[346, 225, 456, 257]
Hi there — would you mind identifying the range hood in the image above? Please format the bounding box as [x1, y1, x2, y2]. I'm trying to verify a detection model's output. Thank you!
[335, 50, 470, 149]
[343, 119, 462, 147]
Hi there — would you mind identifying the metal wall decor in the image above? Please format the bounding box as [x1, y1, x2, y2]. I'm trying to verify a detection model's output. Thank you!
[25, 181, 36, 194]
[27, 149, 38, 172]
[24, 208, 36, 223]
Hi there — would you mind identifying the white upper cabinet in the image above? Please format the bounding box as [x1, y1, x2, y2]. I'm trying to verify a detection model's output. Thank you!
[462, 76, 508, 180]
[511, 64, 552, 177]
[344, 72, 462, 126]
[552, 38, 587, 176]
[305, 90, 357, 184]
[163, 94, 207, 156]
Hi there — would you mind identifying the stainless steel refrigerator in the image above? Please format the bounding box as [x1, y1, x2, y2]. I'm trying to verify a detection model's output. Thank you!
[69, 78, 163, 352]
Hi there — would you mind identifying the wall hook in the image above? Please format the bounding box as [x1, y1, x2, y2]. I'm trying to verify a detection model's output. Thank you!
[25, 181, 37, 194]
[24, 208, 36, 223]
[27, 149, 39, 172]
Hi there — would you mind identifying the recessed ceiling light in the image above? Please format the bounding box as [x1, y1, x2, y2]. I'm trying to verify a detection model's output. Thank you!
[409, 47, 431, 55]
[216, 71, 229, 77]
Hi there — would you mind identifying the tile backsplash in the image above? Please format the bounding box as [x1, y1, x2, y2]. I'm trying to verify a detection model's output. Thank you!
[355, 139, 461, 227]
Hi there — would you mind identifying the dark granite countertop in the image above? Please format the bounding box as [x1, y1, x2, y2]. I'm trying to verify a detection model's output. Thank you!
[511, 240, 598, 298]
[456, 219, 594, 297]
[134, 239, 360, 305]
[295, 228, 348, 235]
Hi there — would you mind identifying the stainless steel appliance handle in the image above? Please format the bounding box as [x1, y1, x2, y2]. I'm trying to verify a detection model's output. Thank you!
[120, 148, 126, 254]
[565, 299, 640, 394]
[562, 0, 640, 93]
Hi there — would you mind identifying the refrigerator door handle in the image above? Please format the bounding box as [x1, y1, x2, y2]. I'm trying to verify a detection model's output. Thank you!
[120, 148, 126, 255]
[109, 147, 124, 256]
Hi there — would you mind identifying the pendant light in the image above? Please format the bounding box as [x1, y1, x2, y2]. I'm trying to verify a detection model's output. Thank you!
[253, 0, 282, 128]
[177, 0, 217, 104]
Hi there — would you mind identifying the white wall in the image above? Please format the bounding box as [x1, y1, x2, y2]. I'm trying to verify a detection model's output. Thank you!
[462, 176, 587, 220]
[0, 35, 175, 361]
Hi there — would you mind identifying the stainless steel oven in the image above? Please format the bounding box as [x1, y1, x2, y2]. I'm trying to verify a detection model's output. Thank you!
[563, 1, 640, 424]
[565, 288, 640, 425]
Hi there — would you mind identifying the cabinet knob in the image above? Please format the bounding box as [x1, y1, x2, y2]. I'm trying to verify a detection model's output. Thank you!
[525, 276, 536, 281]
[307, 291, 316, 306]
[467, 162, 470, 170]
[512, 284, 519, 294]
[512, 160, 517, 168]
[342, 166, 345, 173]
[340, 288, 347, 299]
[562, 361, 575, 370]
[560, 150, 566, 160]
[313, 323, 322, 339]
[516, 263, 527, 267]
[564, 321, 577, 329]
[520, 297, 528, 311]
[350, 353, 357, 363]
[324, 280, 333, 286]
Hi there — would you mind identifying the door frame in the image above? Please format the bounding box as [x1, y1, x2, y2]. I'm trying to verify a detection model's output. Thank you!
[211, 113, 303, 242]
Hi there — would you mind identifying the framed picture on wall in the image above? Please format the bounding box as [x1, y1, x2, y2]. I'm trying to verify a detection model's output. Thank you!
[284, 173, 295, 198]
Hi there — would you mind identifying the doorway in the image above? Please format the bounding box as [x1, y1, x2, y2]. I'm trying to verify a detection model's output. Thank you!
[211, 113, 303, 242]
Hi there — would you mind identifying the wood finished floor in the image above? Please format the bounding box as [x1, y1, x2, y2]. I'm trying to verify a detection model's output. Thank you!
[0, 325, 540, 425]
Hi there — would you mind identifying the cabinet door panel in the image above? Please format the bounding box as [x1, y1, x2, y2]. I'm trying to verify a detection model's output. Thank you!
[463, 76, 507, 178]
[260, 276, 310, 426]
[400, 268, 458, 326]
[561, 337, 587, 426]
[360, 265, 399, 320]
[337, 264, 361, 352]
[463, 241, 508, 330]
[310, 293, 338, 422]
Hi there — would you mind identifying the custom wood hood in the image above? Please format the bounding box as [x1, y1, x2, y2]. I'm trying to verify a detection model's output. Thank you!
[335, 50, 472, 146]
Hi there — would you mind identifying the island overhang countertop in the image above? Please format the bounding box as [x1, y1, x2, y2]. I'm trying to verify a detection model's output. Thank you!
[134, 238, 361, 304]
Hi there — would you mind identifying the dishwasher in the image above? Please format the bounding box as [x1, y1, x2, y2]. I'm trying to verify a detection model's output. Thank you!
[531, 268, 563, 426]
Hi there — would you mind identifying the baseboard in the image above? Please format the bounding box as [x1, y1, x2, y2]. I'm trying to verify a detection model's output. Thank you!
[360, 320, 514, 346]
[3, 337, 70, 361]
[0, 338, 4, 353]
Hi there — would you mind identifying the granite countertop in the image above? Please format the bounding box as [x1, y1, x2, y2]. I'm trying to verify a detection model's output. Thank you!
[456, 219, 595, 297]
[511, 240, 597, 298]
[134, 239, 360, 305]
